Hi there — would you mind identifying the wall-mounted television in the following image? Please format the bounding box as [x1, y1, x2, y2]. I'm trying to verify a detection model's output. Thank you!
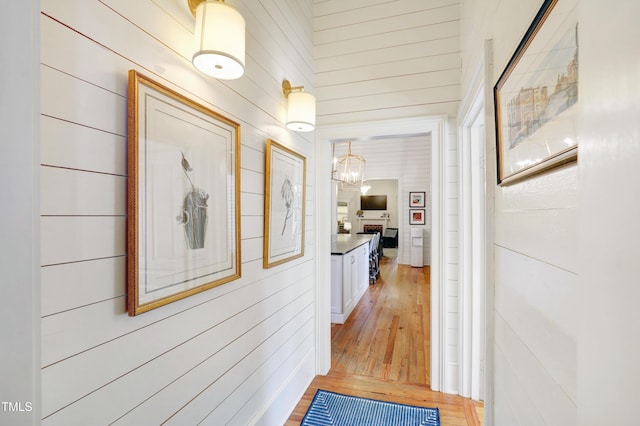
[360, 195, 387, 210]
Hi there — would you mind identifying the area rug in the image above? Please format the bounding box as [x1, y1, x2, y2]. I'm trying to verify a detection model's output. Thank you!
[301, 389, 440, 426]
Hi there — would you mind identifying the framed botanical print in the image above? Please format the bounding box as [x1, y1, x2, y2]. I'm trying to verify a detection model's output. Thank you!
[263, 139, 306, 268]
[127, 70, 241, 316]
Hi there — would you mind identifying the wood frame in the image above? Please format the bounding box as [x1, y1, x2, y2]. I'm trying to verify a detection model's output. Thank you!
[409, 191, 426, 208]
[263, 139, 306, 268]
[409, 209, 425, 225]
[127, 70, 241, 316]
[494, 0, 579, 185]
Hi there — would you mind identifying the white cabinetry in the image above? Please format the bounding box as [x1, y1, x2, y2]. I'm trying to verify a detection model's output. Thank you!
[331, 242, 370, 324]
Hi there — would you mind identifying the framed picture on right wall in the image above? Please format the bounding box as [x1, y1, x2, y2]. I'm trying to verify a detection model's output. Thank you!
[493, 0, 578, 185]
[409, 191, 426, 208]
[409, 209, 425, 225]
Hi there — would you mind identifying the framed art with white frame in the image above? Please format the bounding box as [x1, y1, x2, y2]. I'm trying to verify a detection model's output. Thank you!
[409, 191, 426, 208]
[126, 70, 241, 316]
[410, 209, 426, 225]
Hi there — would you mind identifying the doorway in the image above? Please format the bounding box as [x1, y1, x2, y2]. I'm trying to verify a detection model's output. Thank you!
[314, 117, 448, 388]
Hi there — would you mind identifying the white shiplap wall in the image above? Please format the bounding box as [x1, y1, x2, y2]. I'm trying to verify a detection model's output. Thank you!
[461, 0, 578, 423]
[313, 0, 462, 125]
[577, 1, 640, 423]
[40, 0, 315, 424]
[314, 0, 462, 394]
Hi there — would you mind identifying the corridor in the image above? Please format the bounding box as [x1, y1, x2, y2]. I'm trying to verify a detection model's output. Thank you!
[286, 258, 483, 425]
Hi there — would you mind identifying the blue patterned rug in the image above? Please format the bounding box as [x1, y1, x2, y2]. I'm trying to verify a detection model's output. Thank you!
[301, 389, 440, 426]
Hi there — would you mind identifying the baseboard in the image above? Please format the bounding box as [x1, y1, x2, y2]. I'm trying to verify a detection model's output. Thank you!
[250, 348, 315, 426]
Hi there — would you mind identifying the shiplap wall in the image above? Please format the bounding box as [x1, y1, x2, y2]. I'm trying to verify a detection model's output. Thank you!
[443, 125, 460, 393]
[577, 1, 640, 423]
[334, 136, 432, 266]
[313, 0, 462, 125]
[314, 0, 462, 394]
[40, 0, 315, 424]
[461, 0, 578, 424]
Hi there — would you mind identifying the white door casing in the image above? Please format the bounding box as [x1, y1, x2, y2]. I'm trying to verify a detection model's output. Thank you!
[459, 81, 486, 401]
[314, 116, 451, 392]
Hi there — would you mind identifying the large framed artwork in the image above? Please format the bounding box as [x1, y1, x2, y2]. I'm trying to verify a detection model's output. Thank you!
[263, 139, 306, 268]
[494, 0, 578, 185]
[127, 70, 241, 316]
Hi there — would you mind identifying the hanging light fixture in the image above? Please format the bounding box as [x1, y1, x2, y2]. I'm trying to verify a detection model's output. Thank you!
[189, 0, 245, 80]
[332, 141, 366, 190]
[282, 80, 316, 132]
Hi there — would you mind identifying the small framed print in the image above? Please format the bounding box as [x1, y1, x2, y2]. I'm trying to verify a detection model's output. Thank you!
[410, 209, 425, 225]
[409, 191, 425, 208]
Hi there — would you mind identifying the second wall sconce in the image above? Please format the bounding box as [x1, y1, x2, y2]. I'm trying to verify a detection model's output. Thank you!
[282, 80, 316, 132]
[189, 0, 245, 80]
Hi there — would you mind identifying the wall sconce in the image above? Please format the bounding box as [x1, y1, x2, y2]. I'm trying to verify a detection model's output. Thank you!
[189, 0, 245, 80]
[282, 79, 316, 132]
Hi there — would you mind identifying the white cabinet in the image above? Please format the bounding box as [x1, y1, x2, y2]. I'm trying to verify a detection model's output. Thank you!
[331, 242, 370, 324]
[330, 256, 342, 315]
[351, 244, 369, 301]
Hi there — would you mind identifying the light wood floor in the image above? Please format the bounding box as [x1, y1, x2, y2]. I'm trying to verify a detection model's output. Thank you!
[285, 255, 483, 426]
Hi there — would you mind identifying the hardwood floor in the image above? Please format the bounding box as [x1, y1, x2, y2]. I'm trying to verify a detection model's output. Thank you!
[285, 255, 483, 425]
[331, 257, 430, 384]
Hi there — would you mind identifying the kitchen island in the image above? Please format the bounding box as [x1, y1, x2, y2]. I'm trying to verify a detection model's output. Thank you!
[331, 234, 372, 324]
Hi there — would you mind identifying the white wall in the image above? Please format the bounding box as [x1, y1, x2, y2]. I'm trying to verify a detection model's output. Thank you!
[314, 0, 461, 125]
[39, 0, 315, 424]
[0, 1, 41, 425]
[577, 1, 640, 424]
[460, 0, 640, 424]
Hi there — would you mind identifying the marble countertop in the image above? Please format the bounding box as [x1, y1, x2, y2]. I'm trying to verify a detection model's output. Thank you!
[331, 234, 373, 255]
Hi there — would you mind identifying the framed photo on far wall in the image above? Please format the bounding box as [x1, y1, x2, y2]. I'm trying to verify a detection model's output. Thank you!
[126, 70, 241, 316]
[409, 191, 425, 208]
[494, 0, 579, 185]
[264, 139, 307, 269]
[410, 209, 425, 225]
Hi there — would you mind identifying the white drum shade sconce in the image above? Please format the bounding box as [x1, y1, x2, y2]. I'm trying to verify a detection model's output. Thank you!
[189, 0, 245, 80]
[282, 79, 316, 132]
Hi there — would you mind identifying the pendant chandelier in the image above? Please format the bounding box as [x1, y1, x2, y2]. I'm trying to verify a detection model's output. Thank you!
[332, 141, 366, 191]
